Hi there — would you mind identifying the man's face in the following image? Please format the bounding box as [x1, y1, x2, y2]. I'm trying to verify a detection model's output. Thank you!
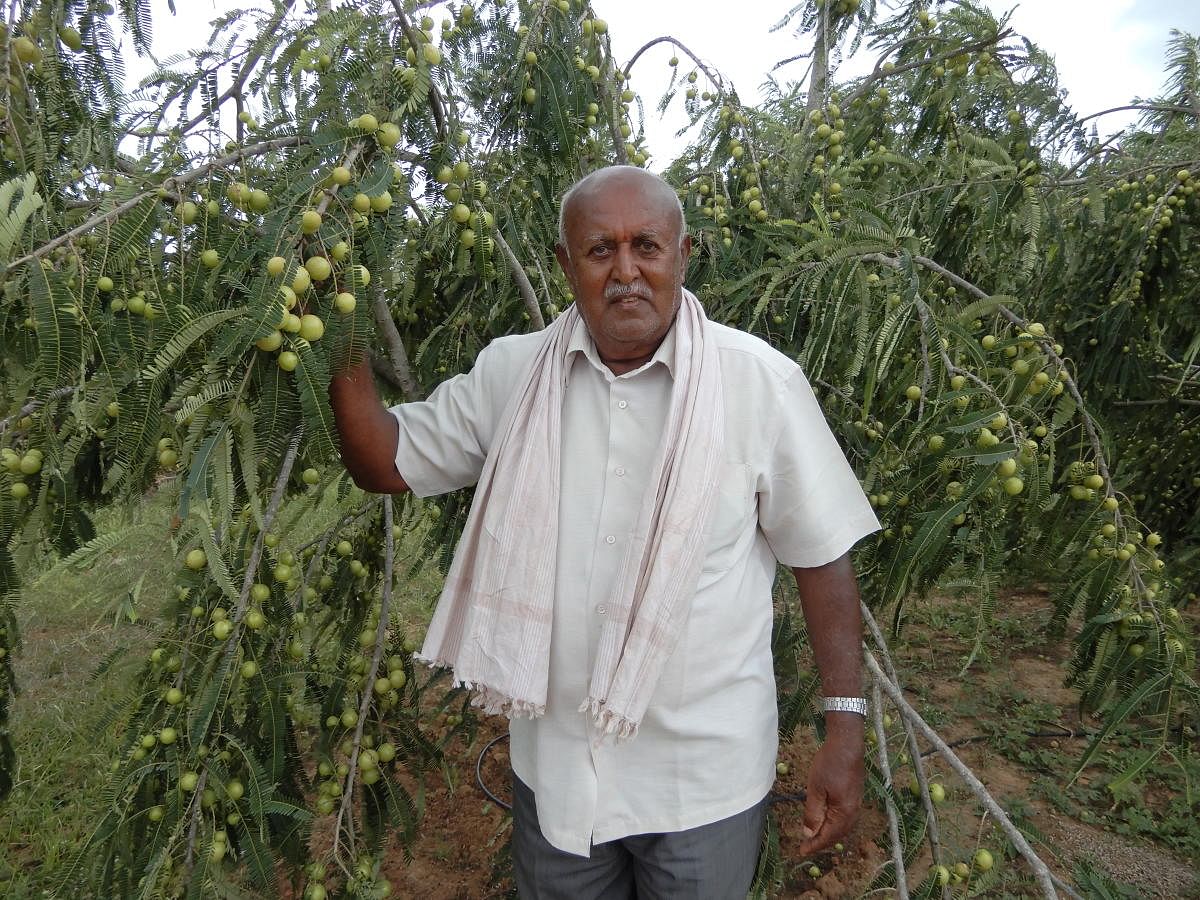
[554, 176, 692, 362]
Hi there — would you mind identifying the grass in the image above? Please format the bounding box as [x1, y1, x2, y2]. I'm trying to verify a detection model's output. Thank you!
[0, 487, 176, 898]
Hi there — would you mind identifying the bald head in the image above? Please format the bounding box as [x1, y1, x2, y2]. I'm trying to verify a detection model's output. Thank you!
[557, 166, 685, 253]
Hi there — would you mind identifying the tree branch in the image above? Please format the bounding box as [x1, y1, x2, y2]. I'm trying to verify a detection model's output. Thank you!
[621, 36, 725, 94]
[842, 31, 1012, 111]
[495, 231, 545, 330]
[861, 602, 949, 898]
[333, 498, 396, 870]
[864, 651, 1061, 899]
[178, 0, 298, 135]
[869, 676, 910, 899]
[7, 136, 305, 273]
[388, 0, 447, 139]
[371, 281, 424, 399]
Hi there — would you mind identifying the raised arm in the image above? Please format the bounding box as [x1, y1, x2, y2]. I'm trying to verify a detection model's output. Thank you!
[329, 355, 410, 494]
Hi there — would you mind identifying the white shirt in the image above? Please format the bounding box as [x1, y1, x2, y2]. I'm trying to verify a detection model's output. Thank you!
[388, 308, 879, 857]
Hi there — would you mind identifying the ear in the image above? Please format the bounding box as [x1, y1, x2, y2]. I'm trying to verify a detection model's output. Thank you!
[679, 233, 693, 269]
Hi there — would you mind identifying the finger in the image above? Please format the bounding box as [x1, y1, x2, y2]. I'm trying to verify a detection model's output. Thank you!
[800, 785, 827, 842]
[798, 806, 856, 856]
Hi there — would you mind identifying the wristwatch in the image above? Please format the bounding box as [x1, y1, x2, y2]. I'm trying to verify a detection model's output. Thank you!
[822, 696, 868, 717]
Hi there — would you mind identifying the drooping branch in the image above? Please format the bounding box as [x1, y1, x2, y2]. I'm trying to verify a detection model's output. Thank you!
[7, 135, 305, 273]
[865, 650, 1061, 899]
[332, 497, 396, 870]
[219, 427, 304, 670]
[842, 31, 1012, 111]
[868, 675, 910, 899]
[862, 250, 1164, 623]
[860, 253, 1021, 447]
[861, 603, 949, 898]
[622, 36, 725, 94]
[388, 0, 447, 138]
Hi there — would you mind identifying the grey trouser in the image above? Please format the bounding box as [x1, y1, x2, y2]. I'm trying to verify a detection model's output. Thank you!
[511, 772, 767, 900]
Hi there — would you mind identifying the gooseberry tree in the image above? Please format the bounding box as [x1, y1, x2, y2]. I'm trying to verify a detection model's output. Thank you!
[0, 0, 1195, 896]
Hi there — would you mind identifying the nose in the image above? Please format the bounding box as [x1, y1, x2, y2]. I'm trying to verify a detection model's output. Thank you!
[611, 241, 638, 284]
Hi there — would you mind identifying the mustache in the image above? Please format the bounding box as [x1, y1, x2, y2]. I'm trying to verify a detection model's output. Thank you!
[604, 280, 651, 301]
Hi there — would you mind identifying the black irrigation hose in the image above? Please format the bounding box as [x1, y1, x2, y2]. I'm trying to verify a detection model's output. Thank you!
[476, 723, 1098, 811]
[477, 733, 513, 811]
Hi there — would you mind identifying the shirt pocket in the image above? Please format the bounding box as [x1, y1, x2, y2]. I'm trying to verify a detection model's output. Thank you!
[700, 460, 755, 573]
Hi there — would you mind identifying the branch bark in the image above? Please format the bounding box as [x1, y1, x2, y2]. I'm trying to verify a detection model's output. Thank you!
[495, 231, 545, 330]
[869, 676, 910, 899]
[371, 281, 424, 399]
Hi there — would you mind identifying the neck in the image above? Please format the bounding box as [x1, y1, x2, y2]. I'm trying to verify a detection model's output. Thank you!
[598, 348, 656, 376]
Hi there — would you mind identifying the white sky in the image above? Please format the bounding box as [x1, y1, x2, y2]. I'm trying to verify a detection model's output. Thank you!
[125, 0, 1198, 167]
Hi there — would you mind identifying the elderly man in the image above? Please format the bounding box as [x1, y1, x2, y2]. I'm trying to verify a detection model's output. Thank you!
[330, 166, 879, 899]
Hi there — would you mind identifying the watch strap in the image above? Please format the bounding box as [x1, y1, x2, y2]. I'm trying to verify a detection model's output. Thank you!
[822, 696, 868, 717]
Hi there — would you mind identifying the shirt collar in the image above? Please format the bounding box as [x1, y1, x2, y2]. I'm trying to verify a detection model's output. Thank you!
[565, 305, 678, 380]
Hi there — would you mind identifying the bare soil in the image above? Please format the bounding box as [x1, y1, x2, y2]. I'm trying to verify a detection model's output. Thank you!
[287, 586, 1198, 899]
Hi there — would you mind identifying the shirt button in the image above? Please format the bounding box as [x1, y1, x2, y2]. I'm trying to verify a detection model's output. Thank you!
[615, 466, 626, 476]
[605, 535, 616, 544]
[617, 400, 628, 409]
[596, 604, 607, 615]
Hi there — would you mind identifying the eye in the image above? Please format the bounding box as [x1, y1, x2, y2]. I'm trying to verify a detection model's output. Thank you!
[588, 244, 611, 258]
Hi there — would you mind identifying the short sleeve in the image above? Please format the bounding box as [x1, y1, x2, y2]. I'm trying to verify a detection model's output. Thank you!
[386, 339, 523, 498]
[756, 368, 880, 568]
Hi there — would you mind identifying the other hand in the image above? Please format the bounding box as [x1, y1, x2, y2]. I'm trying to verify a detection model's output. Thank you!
[797, 734, 864, 856]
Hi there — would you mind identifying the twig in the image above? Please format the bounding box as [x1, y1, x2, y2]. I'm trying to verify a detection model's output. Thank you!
[296, 496, 383, 555]
[0, 386, 75, 436]
[332, 498, 396, 870]
[216, 428, 303, 676]
[7, 136, 304, 273]
[1060, 132, 1124, 181]
[869, 676, 910, 899]
[1041, 103, 1194, 150]
[315, 141, 366, 218]
[388, 0, 447, 138]
[181, 770, 209, 875]
[177, 0, 298, 134]
[864, 652, 1060, 899]
[842, 32, 1012, 111]
[495, 232, 545, 330]
[622, 36, 725, 94]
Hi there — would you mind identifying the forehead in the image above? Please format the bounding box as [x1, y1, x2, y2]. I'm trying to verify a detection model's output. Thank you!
[564, 179, 679, 243]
